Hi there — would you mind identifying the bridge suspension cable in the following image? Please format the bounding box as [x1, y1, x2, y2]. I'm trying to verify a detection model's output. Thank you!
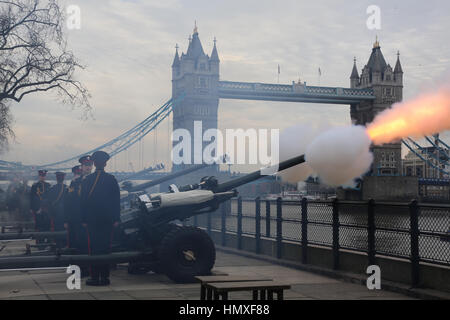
[406, 138, 449, 167]
[401, 138, 449, 176]
[436, 136, 450, 150]
[1, 94, 184, 171]
[424, 135, 450, 157]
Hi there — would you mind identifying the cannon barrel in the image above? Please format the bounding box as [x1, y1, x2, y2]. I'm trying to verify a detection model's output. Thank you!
[0, 221, 34, 227]
[0, 231, 66, 241]
[0, 251, 145, 269]
[127, 163, 210, 192]
[215, 154, 305, 193]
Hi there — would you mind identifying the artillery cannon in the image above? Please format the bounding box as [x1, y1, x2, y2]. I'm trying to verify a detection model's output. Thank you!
[0, 162, 212, 242]
[0, 155, 306, 283]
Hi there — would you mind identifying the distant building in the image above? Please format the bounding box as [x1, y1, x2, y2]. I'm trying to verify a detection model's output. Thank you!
[402, 146, 449, 179]
[305, 177, 336, 198]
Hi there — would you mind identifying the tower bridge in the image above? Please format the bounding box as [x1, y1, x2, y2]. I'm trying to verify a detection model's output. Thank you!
[171, 27, 404, 177]
[1, 26, 448, 201]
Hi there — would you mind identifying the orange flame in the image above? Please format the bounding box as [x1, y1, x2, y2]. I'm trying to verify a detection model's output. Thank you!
[367, 85, 450, 145]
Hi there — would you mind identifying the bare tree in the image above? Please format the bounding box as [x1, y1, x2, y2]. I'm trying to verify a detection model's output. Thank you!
[0, 100, 13, 153]
[0, 0, 91, 148]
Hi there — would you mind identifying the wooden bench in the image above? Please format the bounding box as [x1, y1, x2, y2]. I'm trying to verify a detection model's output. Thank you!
[203, 280, 291, 300]
[195, 276, 272, 300]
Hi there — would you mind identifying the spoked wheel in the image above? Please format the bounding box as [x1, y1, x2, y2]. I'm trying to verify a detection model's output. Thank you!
[158, 226, 215, 283]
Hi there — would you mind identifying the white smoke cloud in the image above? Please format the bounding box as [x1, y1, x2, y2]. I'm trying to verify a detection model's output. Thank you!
[305, 125, 373, 187]
[278, 124, 318, 183]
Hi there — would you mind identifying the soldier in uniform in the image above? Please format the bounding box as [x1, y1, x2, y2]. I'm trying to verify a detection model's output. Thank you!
[80, 155, 93, 177]
[64, 158, 92, 277]
[30, 170, 51, 232]
[64, 165, 83, 250]
[47, 172, 68, 237]
[81, 151, 120, 286]
[71, 165, 82, 182]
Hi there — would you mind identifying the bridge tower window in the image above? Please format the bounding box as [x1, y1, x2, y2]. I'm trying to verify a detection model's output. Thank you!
[199, 77, 208, 88]
[416, 166, 423, 177]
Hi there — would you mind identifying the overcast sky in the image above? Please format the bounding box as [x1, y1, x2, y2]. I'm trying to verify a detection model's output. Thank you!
[2, 0, 450, 172]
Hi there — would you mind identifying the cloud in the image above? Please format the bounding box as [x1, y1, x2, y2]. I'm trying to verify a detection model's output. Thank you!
[3, 0, 450, 173]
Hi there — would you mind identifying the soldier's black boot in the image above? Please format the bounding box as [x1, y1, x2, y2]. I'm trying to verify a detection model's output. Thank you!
[86, 267, 100, 286]
[81, 268, 89, 278]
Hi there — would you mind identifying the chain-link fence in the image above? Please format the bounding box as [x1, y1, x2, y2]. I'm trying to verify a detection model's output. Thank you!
[189, 197, 450, 285]
[418, 204, 450, 264]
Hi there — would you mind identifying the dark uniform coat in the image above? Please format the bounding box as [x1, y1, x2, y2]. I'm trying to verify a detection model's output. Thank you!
[80, 169, 120, 228]
[80, 169, 120, 280]
[64, 177, 87, 252]
[47, 183, 68, 232]
[30, 181, 51, 231]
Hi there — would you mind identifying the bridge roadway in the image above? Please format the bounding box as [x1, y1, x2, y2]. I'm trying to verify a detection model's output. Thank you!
[218, 81, 375, 104]
[0, 239, 418, 300]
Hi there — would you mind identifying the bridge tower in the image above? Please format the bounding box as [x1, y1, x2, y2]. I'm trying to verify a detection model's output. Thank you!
[171, 25, 220, 172]
[350, 39, 404, 175]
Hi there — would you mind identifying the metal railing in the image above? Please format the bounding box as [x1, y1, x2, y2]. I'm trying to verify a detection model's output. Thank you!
[189, 197, 450, 287]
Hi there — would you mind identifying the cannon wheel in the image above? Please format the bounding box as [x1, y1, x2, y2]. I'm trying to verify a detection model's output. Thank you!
[127, 224, 181, 275]
[158, 226, 215, 283]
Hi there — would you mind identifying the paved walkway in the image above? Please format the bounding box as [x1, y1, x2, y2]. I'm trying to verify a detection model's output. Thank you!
[0, 246, 415, 300]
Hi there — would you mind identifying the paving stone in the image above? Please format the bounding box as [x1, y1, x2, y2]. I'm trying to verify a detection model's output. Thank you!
[290, 283, 418, 300]
[125, 289, 182, 299]
[89, 290, 135, 300]
[48, 292, 96, 300]
[0, 274, 43, 299]
[0, 250, 422, 300]
[7, 294, 49, 300]
[141, 296, 185, 300]
[215, 252, 272, 267]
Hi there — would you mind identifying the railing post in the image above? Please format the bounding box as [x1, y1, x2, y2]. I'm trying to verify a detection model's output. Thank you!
[276, 197, 282, 259]
[237, 197, 242, 250]
[221, 202, 227, 246]
[265, 200, 271, 238]
[409, 199, 420, 287]
[367, 199, 376, 266]
[332, 198, 340, 270]
[255, 197, 261, 254]
[301, 197, 308, 264]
